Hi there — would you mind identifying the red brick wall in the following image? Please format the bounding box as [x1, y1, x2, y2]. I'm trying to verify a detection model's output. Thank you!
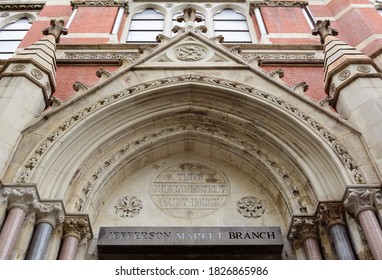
[68, 7, 118, 34]
[261, 66, 326, 101]
[261, 7, 311, 34]
[54, 65, 119, 101]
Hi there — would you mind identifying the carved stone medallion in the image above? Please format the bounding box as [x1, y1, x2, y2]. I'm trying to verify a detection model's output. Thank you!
[338, 70, 350, 81]
[357, 65, 371, 73]
[11, 64, 25, 72]
[175, 45, 206, 61]
[114, 196, 143, 218]
[237, 196, 265, 218]
[31, 68, 43, 80]
[150, 163, 229, 218]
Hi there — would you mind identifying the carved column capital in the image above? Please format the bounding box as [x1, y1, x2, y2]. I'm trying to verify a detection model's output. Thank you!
[1, 185, 39, 213]
[318, 203, 345, 228]
[33, 201, 65, 228]
[288, 217, 319, 241]
[344, 188, 380, 217]
[62, 215, 92, 240]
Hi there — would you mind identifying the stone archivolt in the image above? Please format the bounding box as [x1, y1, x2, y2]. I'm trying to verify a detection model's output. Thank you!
[14, 74, 365, 188]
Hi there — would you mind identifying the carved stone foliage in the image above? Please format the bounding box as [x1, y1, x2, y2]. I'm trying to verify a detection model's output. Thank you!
[318, 203, 345, 228]
[64, 52, 139, 62]
[237, 196, 265, 218]
[15, 75, 365, 189]
[1, 186, 38, 212]
[0, 4, 44, 10]
[33, 201, 65, 227]
[344, 188, 380, 217]
[62, 216, 92, 240]
[71, 0, 128, 9]
[288, 217, 319, 241]
[176, 45, 206, 61]
[114, 196, 143, 218]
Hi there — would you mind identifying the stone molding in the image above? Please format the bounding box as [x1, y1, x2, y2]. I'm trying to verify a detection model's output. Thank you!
[288, 216, 320, 241]
[62, 215, 92, 240]
[344, 188, 380, 218]
[1, 185, 39, 213]
[14, 75, 366, 187]
[318, 203, 346, 229]
[0, 4, 44, 11]
[250, 1, 308, 8]
[33, 201, 65, 228]
[71, 0, 128, 11]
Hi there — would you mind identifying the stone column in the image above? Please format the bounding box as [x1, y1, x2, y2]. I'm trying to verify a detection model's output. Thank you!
[58, 215, 92, 260]
[344, 188, 382, 260]
[26, 202, 64, 260]
[318, 203, 356, 260]
[289, 217, 323, 260]
[0, 186, 38, 260]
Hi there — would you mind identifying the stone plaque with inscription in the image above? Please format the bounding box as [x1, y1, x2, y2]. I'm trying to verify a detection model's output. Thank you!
[97, 226, 284, 259]
[150, 163, 229, 218]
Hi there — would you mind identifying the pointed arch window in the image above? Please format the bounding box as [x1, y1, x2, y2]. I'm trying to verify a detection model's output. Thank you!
[126, 8, 164, 43]
[213, 9, 251, 43]
[0, 18, 32, 59]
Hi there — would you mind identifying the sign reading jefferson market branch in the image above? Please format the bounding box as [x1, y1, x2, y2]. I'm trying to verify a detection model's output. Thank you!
[98, 226, 283, 250]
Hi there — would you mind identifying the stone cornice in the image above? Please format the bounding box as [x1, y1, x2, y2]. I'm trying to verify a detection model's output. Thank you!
[71, 0, 128, 10]
[250, 1, 308, 8]
[0, 3, 45, 11]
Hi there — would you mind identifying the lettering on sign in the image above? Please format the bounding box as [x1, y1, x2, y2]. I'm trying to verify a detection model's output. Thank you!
[98, 226, 283, 247]
[150, 163, 229, 218]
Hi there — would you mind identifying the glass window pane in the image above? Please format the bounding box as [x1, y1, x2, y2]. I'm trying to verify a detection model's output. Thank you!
[127, 31, 160, 42]
[213, 9, 246, 20]
[0, 30, 28, 40]
[3, 18, 31, 30]
[214, 21, 249, 31]
[216, 31, 251, 42]
[130, 20, 164, 30]
[0, 40, 21, 52]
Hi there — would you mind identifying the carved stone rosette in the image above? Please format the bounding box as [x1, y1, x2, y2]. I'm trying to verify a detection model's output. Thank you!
[318, 203, 345, 228]
[62, 215, 92, 240]
[33, 201, 65, 228]
[344, 189, 380, 217]
[1, 186, 39, 213]
[288, 217, 319, 241]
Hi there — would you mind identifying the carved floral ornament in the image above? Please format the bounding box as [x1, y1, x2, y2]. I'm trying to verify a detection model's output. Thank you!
[344, 188, 380, 217]
[250, 1, 308, 8]
[288, 217, 319, 241]
[62, 216, 92, 240]
[70, 0, 128, 10]
[14, 75, 365, 189]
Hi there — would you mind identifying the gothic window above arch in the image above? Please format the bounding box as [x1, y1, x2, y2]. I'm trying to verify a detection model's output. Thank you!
[0, 18, 31, 59]
[213, 9, 251, 43]
[126, 8, 164, 43]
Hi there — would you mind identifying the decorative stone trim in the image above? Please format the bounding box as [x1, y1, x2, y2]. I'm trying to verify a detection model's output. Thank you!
[62, 215, 92, 240]
[237, 196, 265, 218]
[14, 75, 365, 186]
[63, 52, 140, 62]
[250, 1, 308, 8]
[344, 188, 380, 218]
[33, 201, 65, 228]
[1, 185, 39, 213]
[71, 0, 128, 10]
[114, 196, 143, 218]
[318, 203, 346, 229]
[288, 216, 319, 241]
[0, 4, 44, 11]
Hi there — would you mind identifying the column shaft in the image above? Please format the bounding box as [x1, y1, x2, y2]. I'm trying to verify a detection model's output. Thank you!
[303, 238, 322, 260]
[0, 207, 27, 259]
[329, 224, 356, 260]
[358, 209, 382, 260]
[26, 222, 53, 260]
[58, 235, 80, 260]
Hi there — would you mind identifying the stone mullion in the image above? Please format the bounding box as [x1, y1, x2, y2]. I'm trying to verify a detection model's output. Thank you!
[288, 217, 323, 260]
[344, 188, 382, 260]
[318, 203, 356, 260]
[58, 215, 92, 260]
[0, 186, 38, 260]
